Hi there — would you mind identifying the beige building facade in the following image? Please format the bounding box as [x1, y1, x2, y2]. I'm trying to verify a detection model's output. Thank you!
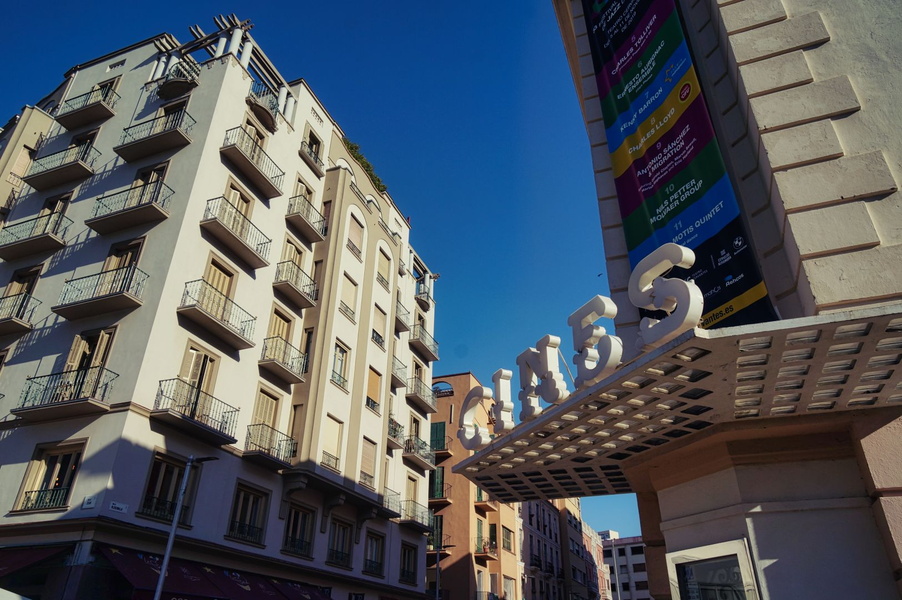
[0, 16, 438, 600]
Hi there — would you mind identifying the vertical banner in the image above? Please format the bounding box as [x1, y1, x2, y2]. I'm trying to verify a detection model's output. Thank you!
[582, 0, 776, 328]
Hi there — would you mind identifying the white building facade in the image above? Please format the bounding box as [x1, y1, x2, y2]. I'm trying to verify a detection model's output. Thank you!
[0, 16, 439, 600]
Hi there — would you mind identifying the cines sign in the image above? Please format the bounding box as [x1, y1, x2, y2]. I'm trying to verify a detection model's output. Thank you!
[457, 243, 703, 451]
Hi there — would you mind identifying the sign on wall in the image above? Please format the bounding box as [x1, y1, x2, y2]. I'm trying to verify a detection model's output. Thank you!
[582, 0, 776, 328]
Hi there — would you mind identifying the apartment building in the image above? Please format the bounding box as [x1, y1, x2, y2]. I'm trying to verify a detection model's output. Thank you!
[520, 499, 565, 600]
[0, 15, 438, 600]
[427, 373, 522, 600]
[582, 528, 610, 600]
[599, 533, 646, 600]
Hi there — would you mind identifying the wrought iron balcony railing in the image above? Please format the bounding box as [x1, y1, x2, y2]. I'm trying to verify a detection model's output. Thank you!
[26, 144, 101, 177]
[222, 127, 285, 191]
[137, 495, 191, 525]
[165, 60, 201, 83]
[530, 554, 543, 569]
[376, 272, 389, 290]
[321, 451, 340, 472]
[363, 559, 383, 575]
[286, 193, 327, 237]
[429, 482, 451, 500]
[365, 396, 381, 414]
[0, 293, 41, 323]
[56, 264, 149, 307]
[91, 181, 174, 219]
[283, 536, 312, 557]
[383, 487, 400, 514]
[228, 520, 264, 544]
[403, 436, 435, 467]
[474, 538, 498, 556]
[331, 370, 348, 389]
[431, 436, 453, 453]
[20, 488, 70, 511]
[19, 367, 118, 409]
[359, 470, 375, 489]
[406, 377, 437, 410]
[246, 422, 297, 464]
[0, 212, 72, 246]
[400, 500, 432, 529]
[399, 568, 416, 584]
[203, 195, 272, 262]
[339, 300, 355, 322]
[154, 378, 239, 438]
[410, 325, 439, 360]
[274, 261, 318, 304]
[371, 329, 385, 349]
[57, 87, 121, 118]
[327, 548, 350, 567]
[249, 81, 280, 116]
[346, 239, 362, 261]
[300, 141, 324, 170]
[179, 279, 256, 344]
[388, 416, 405, 445]
[261, 336, 307, 380]
[395, 301, 411, 330]
[119, 110, 196, 146]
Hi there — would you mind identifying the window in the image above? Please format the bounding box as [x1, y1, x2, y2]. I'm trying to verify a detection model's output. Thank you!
[131, 163, 167, 207]
[322, 415, 343, 471]
[347, 216, 364, 260]
[268, 308, 292, 342]
[321, 202, 332, 236]
[635, 581, 649, 590]
[331, 343, 349, 388]
[366, 368, 381, 413]
[363, 531, 384, 575]
[18, 442, 84, 511]
[282, 239, 303, 266]
[502, 526, 514, 552]
[252, 388, 279, 428]
[98, 240, 142, 294]
[294, 177, 313, 201]
[228, 484, 267, 544]
[60, 328, 115, 399]
[284, 504, 315, 556]
[631, 545, 645, 555]
[178, 343, 218, 411]
[138, 453, 197, 524]
[377, 251, 391, 290]
[204, 258, 234, 298]
[618, 547, 626, 556]
[372, 306, 386, 349]
[327, 520, 352, 567]
[603, 549, 612, 558]
[340, 274, 357, 322]
[302, 328, 314, 373]
[619, 565, 628, 575]
[621, 582, 630, 592]
[305, 130, 322, 160]
[223, 181, 253, 237]
[360, 438, 377, 489]
[400, 543, 417, 583]
[71, 129, 98, 150]
[633, 562, 646, 573]
[3, 265, 40, 320]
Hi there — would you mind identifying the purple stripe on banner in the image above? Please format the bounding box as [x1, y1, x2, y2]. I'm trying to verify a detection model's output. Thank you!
[615, 95, 716, 218]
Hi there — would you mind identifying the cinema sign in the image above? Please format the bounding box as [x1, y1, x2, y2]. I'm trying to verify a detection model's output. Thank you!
[457, 243, 704, 451]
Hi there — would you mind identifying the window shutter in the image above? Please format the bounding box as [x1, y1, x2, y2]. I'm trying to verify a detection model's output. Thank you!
[374, 308, 387, 337]
[323, 416, 342, 458]
[253, 390, 278, 426]
[361, 438, 376, 477]
[367, 368, 381, 403]
[341, 276, 356, 308]
[64, 335, 89, 372]
[349, 216, 364, 247]
[378, 252, 390, 280]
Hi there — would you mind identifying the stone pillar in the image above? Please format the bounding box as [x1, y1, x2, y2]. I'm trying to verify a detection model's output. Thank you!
[240, 39, 254, 69]
[227, 27, 243, 56]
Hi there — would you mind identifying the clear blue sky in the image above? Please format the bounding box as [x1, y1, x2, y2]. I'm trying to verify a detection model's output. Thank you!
[3, 1, 641, 537]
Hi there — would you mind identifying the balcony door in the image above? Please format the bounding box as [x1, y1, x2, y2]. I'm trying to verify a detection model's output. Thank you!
[5, 266, 39, 319]
[225, 184, 252, 238]
[268, 310, 291, 341]
[36, 194, 69, 237]
[202, 259, 233, 322]
[98, 241, 141, 296]
[129, 163, 166, 209]
[177, 345, 217, 420]
[61, 328, 114, 400]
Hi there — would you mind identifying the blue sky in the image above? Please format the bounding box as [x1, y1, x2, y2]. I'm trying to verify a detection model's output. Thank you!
[3, 1, 641, 537]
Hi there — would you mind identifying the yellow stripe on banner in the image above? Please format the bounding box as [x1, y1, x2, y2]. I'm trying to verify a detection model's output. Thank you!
[610, 67, 702, 177]
[699, 281, 769, 329]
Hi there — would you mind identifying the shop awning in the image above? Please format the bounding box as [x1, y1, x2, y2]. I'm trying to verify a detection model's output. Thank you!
[99, 546, 228, 600]
[269, 579, 333, 600]
[0, 546, 70, 579]
[200, 568, 285, 600]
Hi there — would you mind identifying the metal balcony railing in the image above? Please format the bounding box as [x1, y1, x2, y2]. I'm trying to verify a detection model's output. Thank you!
[321, 451, 340, 471]
[57, 87, 121, 117]
[392, 357, 407, 382]
[300, 140, 324, 170]
[203, 196, 272, 261]
[429, 482, 451, 500]
[246, 422, 297, 463]
[287, 193, 327, 236]
[410, 324, 439, 359]
[395, 301, 411, 329]
[383, 487, 400, 514]
[431, 436, 453, 453]
[137, 495, 191, 525]
[261, 336, 307, 380]
[399, 568, 416, 584]
[388, 416, 404, 445]
[228, 520, 264, 544]
[154, 378, 239, 438]
[56, 265, 149, 306]
[274, 261, 318, 302]
[249, 81, 280, 116]
[92, 181, 174, 218]
[331, 370, 348, 389]
[365, 396, 381, 414]
[0, 293, 41, 322]
[180, 279, 256, 344]
[359, 470, 375, 489]
[376, 272, 389, 290]
[400, 500, 432, 529]
[339, 300, 356, 322]
[403, 436, 435, 466]
[371, 329, 385, 349]
[283, 536, 312, 557]
[407, 377, 437, 409]
[19, 367, 118, 409]
[327, 548, 350, 567]
[27, 144, 101, 177]
[20, 488, 70, 511]
[346, 239, 362, 260]
[474, 538, 498, 557]
[427, 532, 452, 552]
[223, 127, 285, 190]
[416, 281, 432, 304]
[0, 212, 73, 246]
[164, 60, 201, 83]
[363, 559, 383, 575]
[119, 110, 196, 146]
[530, 554, 543, 569]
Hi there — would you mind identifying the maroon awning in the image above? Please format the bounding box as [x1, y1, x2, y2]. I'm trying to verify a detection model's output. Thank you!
[0, 545, 70, 578]
[200, 568, 287, 600]
[99, 546, 228, 600]
[270, 578, 333, 600]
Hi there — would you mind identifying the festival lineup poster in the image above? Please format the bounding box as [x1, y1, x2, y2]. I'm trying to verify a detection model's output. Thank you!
[582, 0, 776, 328]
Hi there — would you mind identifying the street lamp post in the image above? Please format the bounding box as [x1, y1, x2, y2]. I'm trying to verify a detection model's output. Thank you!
[152, 455, 218, 600]
[433, 542, 455, 600]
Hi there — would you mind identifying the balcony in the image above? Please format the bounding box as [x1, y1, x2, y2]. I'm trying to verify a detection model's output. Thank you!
[56, 87, 120, 129]
[338, 301, 356, 323]
[282, 536, 312, 558]
[151, 378, 238, 445]
[11, 367, 118, 421]
[0, 293, 41, 336]
[220, 127, 284, 198]
[137, 495, 192, 525]
[326, 548, 351, 568]
[199, 196, 271, 268]
[406, 377, 437, 413]
[544, 563, 556, 578]
[346, 239, 362, 261]
[244, 422, 297, 469]
[247, 81, 280, 132]
[371, 329, 385, 350]
[321, 450, 340, 472]
[415, 281, 432, 311]
[259, 336, 306, 384]
[399, 568, 417, 585]
[272, 261, 318, 308]
[0, 213, 72, 260]
[285, 193, 326, 242]
[363, 558, 384, 576]
[299, 141, 325, 177]
[114, 110, 196, 162]
[431, 436, 454, 459]
[391, 356, 407, 388]
[427, 533, 453, 557]
[382, 487, 401, 517]
[19, 488, 70, 511]
[399, 500, 432, 532]
[86, 181, 173, 234]
[359, 470, 375, 490]
[22, 144, 100, 191]
[474, 538, 498, 560]
[365, 396, 381, 415]
[177, 279, 256, 350]
[428, 482, 452, 507]
[403, 436, 436, 470]
[395, 301, 411, 332]
[228, 520, 264, 545]
[387, 415, 405, 450]
[409, 325, 439, 362]
[158, 60, 201, 100]
[474, 489, 499, 512]
[529, 554, 542, 572]
[330, 370, 348, 390]
[52, 265, 149, 320]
